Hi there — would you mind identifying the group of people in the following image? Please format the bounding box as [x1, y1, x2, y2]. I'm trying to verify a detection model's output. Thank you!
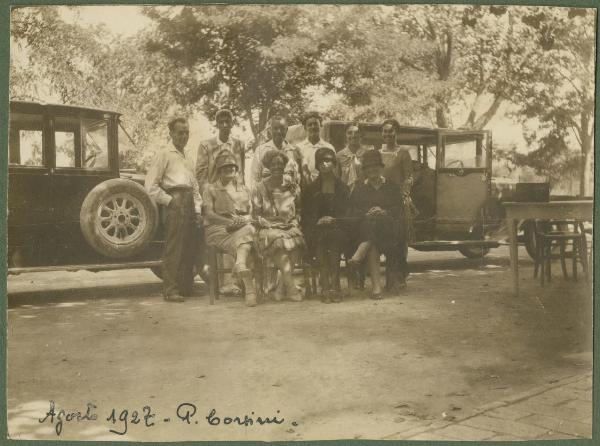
[145, 109, 414, 306]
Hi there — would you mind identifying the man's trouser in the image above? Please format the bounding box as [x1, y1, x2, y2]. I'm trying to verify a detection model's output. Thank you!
[163, 188, 196, 296]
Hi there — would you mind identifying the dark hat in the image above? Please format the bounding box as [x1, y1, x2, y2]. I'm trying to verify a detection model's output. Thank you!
[315, 147, 336, 168]
[215, 150, 238, 172]
[361, 149, 384, 168]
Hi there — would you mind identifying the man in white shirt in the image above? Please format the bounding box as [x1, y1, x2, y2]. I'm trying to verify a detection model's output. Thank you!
[295, 111, 335, 186]
[145, 117, 202, 302]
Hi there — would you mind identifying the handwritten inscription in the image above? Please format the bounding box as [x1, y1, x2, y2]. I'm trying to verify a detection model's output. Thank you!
[39, 401, 291, 436]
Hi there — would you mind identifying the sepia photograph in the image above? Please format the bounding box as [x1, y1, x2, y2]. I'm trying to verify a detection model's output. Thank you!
[5, 3, 594, 442]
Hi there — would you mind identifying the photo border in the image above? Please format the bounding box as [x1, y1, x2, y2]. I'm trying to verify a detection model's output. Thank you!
[1, 0, 598, 445]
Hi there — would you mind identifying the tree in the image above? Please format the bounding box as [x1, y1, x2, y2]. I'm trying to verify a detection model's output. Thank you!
[507, 7, 595, 196]
[143, 5, 325, 138]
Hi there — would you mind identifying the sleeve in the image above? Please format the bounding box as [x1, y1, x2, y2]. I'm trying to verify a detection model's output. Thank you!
[251, 184, 264, 219]
[236, 139, 246, 178]
[144, 151, 172, 207]
[201, 183, 214, 215]
[337, 182, 351, 217]
[399, 151, 414, 196]
[348, 184, 363, 218]
[250, 145, 263, 186]
[300, 185, 318, 230]
[192, 176, 203, 215]
[195, 142, 209, 192]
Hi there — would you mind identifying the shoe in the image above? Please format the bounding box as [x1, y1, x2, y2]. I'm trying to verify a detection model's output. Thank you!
[245, 292, 257, 307]
[164, 294, 185, 302]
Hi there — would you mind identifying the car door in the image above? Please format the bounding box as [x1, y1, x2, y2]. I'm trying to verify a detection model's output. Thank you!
[435, 131, 491, 238]
[8, 106, 53, 267]
[50, 112, 115, 262]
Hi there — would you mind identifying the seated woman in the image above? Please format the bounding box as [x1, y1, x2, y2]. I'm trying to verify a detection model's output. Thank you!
[348, 149, 405, 299]
[203, 150, 258, 307]
[252, 149, 304, 302]
[301, 147, 350, 304]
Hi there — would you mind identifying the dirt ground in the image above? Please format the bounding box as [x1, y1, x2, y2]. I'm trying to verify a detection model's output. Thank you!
[6, 247, 593, 441]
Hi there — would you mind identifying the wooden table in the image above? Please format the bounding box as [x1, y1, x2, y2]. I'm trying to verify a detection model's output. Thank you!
[503, 201, 594, 296]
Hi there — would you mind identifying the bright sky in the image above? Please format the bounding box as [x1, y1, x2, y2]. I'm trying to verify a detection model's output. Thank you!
[58, 5, 150, 37]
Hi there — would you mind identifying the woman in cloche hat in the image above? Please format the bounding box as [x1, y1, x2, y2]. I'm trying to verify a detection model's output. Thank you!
[203, 149, 258, 307]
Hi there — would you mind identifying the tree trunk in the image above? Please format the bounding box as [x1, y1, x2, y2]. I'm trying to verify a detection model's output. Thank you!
[436, 105, 449, 128]
[579, 112, 593, 197]
[245, 106, 259, 140]
[462, 94, 504, 130]
[580, 134, 592, 197]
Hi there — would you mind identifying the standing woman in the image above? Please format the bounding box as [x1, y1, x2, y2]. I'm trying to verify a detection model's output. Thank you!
[301, 148, 350, 304]
[252, 150, 305, 302]
[203, 150, 258, 307]
[380, 118, 415, 287]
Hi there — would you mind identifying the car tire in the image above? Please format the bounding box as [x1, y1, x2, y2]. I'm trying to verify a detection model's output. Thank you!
[458, 246, 490, 258]
[80, 179, 158, 259]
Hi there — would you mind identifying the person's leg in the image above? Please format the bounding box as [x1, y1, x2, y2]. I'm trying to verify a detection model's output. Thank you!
[271, 251, 286, 301]
[316, 244, 331, 303]
[367, 245, 383, 299]
[281, 251, 302, 301]
[233, 243, 252, 272]
[328, 246, 342, 302]
[350, 241, 371, 264]
[233, 243, 256, 307]
[178, 204, 197, 296]
[162, 193, 186, 301]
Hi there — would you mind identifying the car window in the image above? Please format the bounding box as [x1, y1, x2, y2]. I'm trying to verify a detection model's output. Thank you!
[54, 116, 110, 169]
[82, 119, 109, 168]
[55, 116, 78, 168]
[9, 112, 44, 167]
[443, 139, 486, 168]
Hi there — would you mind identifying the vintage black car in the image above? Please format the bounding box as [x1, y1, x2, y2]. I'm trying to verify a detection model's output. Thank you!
[8, 100, 163, 274]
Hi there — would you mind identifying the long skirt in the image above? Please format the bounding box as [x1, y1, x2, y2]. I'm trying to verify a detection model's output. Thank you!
[204, 223, 256, 258]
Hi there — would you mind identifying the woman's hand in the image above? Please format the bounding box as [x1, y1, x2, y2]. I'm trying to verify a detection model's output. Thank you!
[366, 206, 386, 217]
[257, 216, 272, 229]
[317, 216, 335, 226]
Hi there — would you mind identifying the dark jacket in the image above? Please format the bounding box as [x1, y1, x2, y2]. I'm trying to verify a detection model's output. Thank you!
[301, 176, 350, 250]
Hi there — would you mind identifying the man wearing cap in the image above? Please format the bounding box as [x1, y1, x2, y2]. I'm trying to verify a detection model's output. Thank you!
[145, 117, 203, 302]
[195, 108, 245, 191]
[250, 115, 301, 191]
[336, 122, 366, 190]
[296, 111, 335, 186]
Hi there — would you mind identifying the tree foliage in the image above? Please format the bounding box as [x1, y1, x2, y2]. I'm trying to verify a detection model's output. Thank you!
[143, 5, 325, 137]
[9, 5, 595, 192]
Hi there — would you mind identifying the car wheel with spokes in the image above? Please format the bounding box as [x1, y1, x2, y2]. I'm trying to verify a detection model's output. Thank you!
[80, 179, 158, 258]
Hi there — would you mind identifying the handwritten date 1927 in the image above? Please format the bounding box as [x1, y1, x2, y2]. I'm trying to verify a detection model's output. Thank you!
[106, 405, 155, 435]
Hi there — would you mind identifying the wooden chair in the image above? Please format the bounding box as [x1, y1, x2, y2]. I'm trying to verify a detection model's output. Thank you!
[534, 220, 589, 286]
[206, 246, 264, 305]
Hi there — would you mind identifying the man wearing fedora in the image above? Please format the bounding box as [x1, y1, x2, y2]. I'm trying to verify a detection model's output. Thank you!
[145, 117, 202, 302]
